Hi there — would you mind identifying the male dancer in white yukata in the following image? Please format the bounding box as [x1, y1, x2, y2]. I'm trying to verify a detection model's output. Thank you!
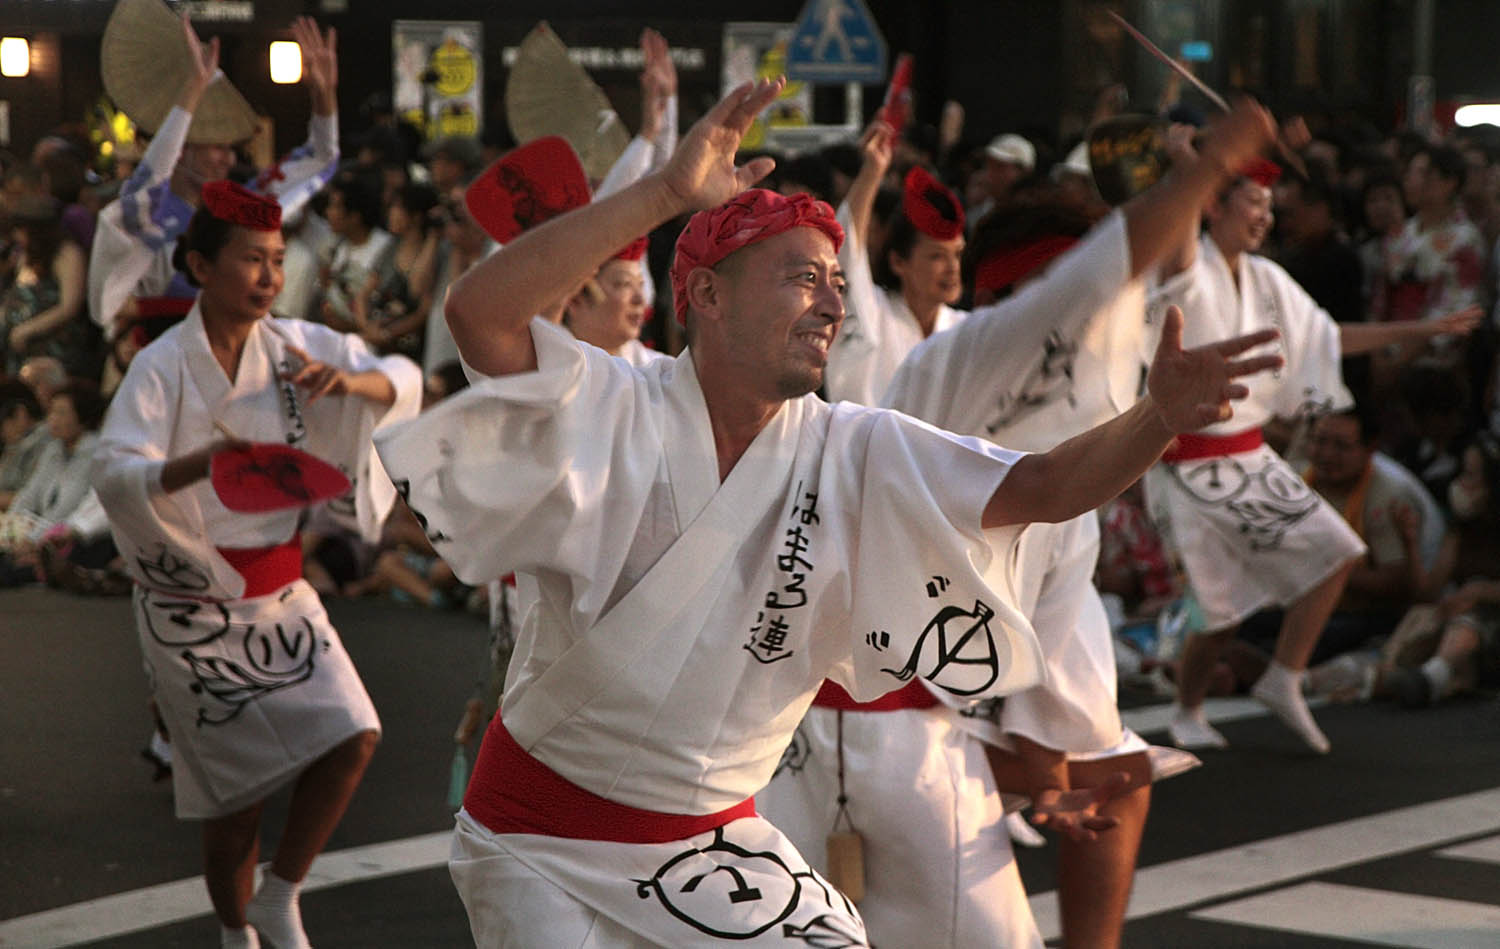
[757, 108, 1274, 949]
[1153, 157, 1482, 754]
[92, 183, 422, 949]
[375, 78, 1283, 948]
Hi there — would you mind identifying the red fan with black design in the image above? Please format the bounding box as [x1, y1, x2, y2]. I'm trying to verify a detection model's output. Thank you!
[211, 443, 351, 513]
[464, 135, 592, 244]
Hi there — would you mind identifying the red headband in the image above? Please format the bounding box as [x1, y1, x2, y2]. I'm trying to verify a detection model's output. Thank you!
[201, 180, 281, 231]
[614, 235, 649, 262]
[670, 189, 844, 324]
[974, 235, 1079, 295]
[465, 136, 591, 244]
[1239, 157, 1282, 188]
[903, 166, 964, 241]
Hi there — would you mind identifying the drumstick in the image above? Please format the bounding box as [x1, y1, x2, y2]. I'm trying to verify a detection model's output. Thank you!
[1107, 10, 1308, 179]
[213, 419, 244, 443]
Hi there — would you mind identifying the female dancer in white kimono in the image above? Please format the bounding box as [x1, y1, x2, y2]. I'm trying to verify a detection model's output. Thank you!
[92, 181, 421, 949]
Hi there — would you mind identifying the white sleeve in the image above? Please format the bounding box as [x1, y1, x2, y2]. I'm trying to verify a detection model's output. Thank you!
[594, 137, 655, 199]
[882, 210, 1131, 433]
[822, 201, 888, 404]
[252, 114, 340, 221]
[375, 317, 661, 586]
[1271, 273, 1353, 418]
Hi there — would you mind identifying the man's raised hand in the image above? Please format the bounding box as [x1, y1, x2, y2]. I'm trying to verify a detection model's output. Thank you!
[658, 78, 784, 213]
[1147, 304, 1283, 432]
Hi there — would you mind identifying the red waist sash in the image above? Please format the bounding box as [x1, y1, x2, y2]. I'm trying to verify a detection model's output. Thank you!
[464, 718, 757, 844]
[812, 679, 940, 711]
[216, 536, 302, 599]
[1161, 428, 1264, 464]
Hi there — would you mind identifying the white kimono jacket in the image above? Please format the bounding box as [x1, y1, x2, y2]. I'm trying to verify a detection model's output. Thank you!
[88, 107, 338, 335]
[92, 308, 421, 818]
[759, 212, 1150, 948]
[822, 204, 966, 405]
[1145, 236, 1365, 629]
[375, 318, 1045, 947]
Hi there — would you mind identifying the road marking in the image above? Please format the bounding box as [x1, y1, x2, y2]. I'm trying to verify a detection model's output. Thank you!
[1438, 833, 1500, 864]
[1191, 882, 1500, 948]
[0, 832, 450, 948]
[1028, 786, 1500, 941]
[1120, 694, 1326, 737]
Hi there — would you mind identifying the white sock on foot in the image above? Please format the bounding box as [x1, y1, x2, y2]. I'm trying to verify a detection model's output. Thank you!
[221, 924, 260, 949]
[1168, 704, 1228, 749]
[1420, 656, 1454, 699]
[1252, 662, 1330, 753]
[245, 872, 310, 949]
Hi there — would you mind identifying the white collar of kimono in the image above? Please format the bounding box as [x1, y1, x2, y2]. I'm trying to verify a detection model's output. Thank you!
[179, 304, 304, 446]
[660, 347, 807, 530]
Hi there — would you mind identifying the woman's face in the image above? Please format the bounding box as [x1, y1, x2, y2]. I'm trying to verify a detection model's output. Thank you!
[192, 227, 286, 325]
[568, 259, 647, 353]
[45, 393, 82, 445]
[889, 232, 965, 306]
[387, 202, 412, 237]
[1364, 184, 1405, 235]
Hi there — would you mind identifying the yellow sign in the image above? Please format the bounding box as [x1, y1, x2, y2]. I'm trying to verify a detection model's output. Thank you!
[430, 39, 477, 97]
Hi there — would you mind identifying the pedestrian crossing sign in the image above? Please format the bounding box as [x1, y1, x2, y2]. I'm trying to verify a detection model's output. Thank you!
[785, 0, 888, 83]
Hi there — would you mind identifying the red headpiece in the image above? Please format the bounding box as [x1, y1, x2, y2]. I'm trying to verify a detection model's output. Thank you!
[465, 136, 591, 244]
[903, 166, 964, 241]
[1239, 157, 1282, 188]
[670, 189, 844, 324]
[201, 180, 281, 231]
[613, 235, 649, 262]
[974, 235, 1079, 296]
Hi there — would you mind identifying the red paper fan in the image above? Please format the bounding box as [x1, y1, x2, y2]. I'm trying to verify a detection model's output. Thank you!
[879, 53, 915, 140]
[465, 135, 591, 244]
[211, 443, 351, 513]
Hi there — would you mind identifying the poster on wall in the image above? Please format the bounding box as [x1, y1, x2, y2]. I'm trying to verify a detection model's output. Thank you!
[393, 20, 483, 141]
[722, 22, 812, 151]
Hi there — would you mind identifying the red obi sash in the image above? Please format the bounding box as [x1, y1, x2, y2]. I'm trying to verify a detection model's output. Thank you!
[216, 536, 302, 599]
[464, 718, 757, 844]
[1161, 428, 1264, 464]
[811, 679, 940, 712]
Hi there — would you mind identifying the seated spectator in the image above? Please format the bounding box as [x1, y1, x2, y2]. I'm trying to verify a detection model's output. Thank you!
[0, 380, 109, 586]
[1376, 432, 1500, 706]
[1, 195, 94, 378]
[353, 182, 441, 361]
[0, 379, 52, 509]
[316, 171, 392, 333]
[17, 355, 66, 410]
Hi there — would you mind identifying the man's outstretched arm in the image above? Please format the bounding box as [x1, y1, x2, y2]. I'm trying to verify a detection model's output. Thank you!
[445, 79, 784, 378]
[983, 305, 1282, 527]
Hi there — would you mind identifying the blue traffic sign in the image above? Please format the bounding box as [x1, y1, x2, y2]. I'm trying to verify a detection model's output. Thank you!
[784, 0, 888, 84]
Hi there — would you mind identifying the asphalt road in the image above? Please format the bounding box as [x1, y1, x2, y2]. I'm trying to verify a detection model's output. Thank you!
[4, 585, 1500, 948]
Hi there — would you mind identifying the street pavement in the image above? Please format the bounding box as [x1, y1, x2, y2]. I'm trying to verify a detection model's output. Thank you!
[4, 585, 1500, 947]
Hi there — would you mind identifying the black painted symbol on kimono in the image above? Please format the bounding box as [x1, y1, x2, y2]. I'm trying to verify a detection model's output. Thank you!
[1173, 457, 1249, 505]
[771, 726, 812, 780]
[276, 359, 308, 444]
[141, 596, 232, 646]
[137, 545, 212, 593]
[782, 913, 870, 947]
[1225, 467, 1318, 552]
[881, 599, 1001, 697]
[865, 630, 889, 650]
[926, 575, 949, 597]
[185, 617, 320, 726]
[984, 330, 1079, 435]
[635, 828, 820, 940]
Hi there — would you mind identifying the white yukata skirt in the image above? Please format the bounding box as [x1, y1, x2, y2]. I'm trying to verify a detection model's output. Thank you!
[755, 705, 1040, 949]
[136, 579, 380, 819]
[1145, 443, 1366, 632]
[449, 810, 869, 948]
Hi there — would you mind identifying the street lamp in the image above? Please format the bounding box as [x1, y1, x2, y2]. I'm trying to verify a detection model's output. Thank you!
[0, 37, 29, 78]
[269, 41, 301, 84]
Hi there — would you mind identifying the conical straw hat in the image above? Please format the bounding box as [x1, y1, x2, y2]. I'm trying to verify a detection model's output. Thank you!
[505, 21, 630, 182]
[101, 0, 259, 146]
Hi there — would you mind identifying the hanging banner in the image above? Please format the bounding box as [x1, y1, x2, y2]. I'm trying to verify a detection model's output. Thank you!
[393, 20, 484, 141]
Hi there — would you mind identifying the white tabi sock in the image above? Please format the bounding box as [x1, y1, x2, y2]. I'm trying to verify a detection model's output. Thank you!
[1168, 703, 1228, 750]
[245, 871, 311, 949]
[1252, 662, 1330, 754]
[220, 924, 260, 949]
[1420, 656, 1454, 700]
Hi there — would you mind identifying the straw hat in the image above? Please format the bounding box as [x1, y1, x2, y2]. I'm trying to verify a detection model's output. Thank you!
[505, 22, 630, 182]
[101, 0, 258, 146]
